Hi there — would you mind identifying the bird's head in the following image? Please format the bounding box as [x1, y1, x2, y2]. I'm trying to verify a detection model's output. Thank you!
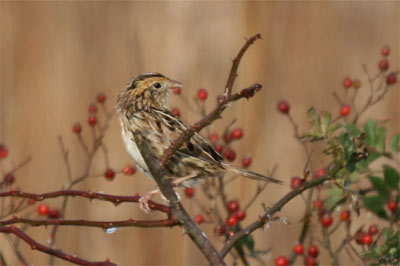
[117, 72, 182, 112]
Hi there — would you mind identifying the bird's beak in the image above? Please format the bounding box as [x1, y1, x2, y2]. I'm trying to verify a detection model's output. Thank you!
[169, 80, 183, 89]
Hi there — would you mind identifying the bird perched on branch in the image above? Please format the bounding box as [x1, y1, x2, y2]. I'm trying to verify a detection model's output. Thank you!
[116, 72, 282, 212]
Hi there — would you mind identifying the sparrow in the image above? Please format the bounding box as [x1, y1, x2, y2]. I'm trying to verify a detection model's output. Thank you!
[116, 72, 282, 212]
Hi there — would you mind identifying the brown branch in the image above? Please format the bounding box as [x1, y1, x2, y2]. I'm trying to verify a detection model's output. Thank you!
[160, 83, 262, 167]
[134, 134, 226, 265]
[0, 217, 179, 228]
[0, 190, 171, 213]
[0, 225, 116, 265]
[220, 163, 343, 258]
[224, 34, 262, 97]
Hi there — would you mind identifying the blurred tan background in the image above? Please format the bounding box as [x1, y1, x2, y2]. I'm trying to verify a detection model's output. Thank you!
[0, 1, 399, 265]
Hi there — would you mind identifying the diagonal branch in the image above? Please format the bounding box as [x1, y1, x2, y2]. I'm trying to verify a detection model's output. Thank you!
[0, 225, 116, 265]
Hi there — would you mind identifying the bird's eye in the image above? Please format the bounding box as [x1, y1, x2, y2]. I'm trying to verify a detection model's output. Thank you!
[153, 82, 161, 89]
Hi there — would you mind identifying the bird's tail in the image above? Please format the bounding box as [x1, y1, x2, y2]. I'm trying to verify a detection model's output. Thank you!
[224, 164, 283, 184]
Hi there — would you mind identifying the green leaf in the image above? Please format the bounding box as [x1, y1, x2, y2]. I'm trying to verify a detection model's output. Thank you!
[320, 111, 331, 135]
[356, 151, 381, 173]
[368, 176, 389, 198]
[344, 124, 362, 137]
[339, 132, 355, 161]
[391, 133, 400, 154]
[325, 186, 345, 209]
[365, 119, 377, 146]
[327, 123, 341, 136]
[364, 195, 389, 220]
[383, 165, 400, 189]
[376, 126, 386, 152]
[242, 234, 255, 252]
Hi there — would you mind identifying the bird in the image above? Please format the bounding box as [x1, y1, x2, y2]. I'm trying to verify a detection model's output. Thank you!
[116, 72, 282, 212]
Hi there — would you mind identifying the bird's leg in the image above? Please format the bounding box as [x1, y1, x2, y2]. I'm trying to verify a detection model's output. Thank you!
[160, 173, 198, 204]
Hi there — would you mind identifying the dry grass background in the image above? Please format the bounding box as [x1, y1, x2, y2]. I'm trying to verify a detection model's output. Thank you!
[0, 1, 399, 265]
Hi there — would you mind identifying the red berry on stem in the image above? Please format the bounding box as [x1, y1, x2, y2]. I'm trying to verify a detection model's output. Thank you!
[227, 200, 240, 213]
[184, 187, 195, 198]
[38, 204, 49, 216]
[381, 45, 390, 57]
[308, 245, 319, 258]
[290, 177, 304, 190]
[387, 200, 398, 212]
[5, 174, 15, 185]
[340, 210, 350, 221]
[313, 199, 324, 210]
[230, 128, 244, 140]
[171, 107, 181, 117]
[172, 86, 181, 95]
[227, 215, 238, 227]
[378, 59, 389, 71]
[215, 225, 226, 235]
[304, 256, 316, 266]
[315, 168, 326, 178]
[368, 224, 379, 236]
[241, 155, 252, 168]
[320, 214, 333, 227]
[343, 77, 353, 88]
[194, 214, 204, 224]
[214, 143, 223, 154]
[88, 114, 97, 126]
[386, 72, 397, 85]
[97, 93, 106, 103]
[293, 243, 304, 255]
[197, 89, 208, 101]
[362, 234, 373, 246]
[123, 165, 136, 175]
[104, 169, 115, 180]
[275, 256, 289, 266]
[72, 123, 82, 134]
[234, 210, 246, 222]
[209, 133, 219, 143]
[0, 145, 8, 159]
[340, 105, 351, 117]
[277, 100, 290, 114]
[88, 103, 98, 113]
[224, 148, 236, 162]
[355, 230, 366, 245]
[49, 209, 60, 218]
[28, 199, 36, 205]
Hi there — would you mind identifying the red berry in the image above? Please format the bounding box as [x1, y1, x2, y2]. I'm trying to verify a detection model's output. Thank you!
[274, 256, 289, 266]
[194, 214, 204, 224]
[378, 59, 389, 71]
[215, 225, 226, 235]
[48, 209, 60, 218]
[340, 105, 351, 117]
[340, 210, 350, 221]
[72, 123, 82, 134]
[308, 245, 319, 258]
[320, 214, 333, 227]
[343, 77, 353, 88]
[381, 45, 390, 57]
[293, 243, 304, 255]
[184, 187, 195, 198]
[313, 199, 324, 210]
[315, 168, 326, 178]
[197, 89, 208, 100]
[290, 177, 304, 190]
[172, 86, 181, 95]
[38, 204, 49, 216]
[386, 72, 397, 85]
[234, 210, 246, 222]
[368, 224, 379, 236]
[362, 234, 373, 246]
[230, 128, 244, 140]
[104, 169, 115, 180]
[227, 200, 240, 213]
[387, 200, 397, 212]
[88, 114, 97, 126]
[277, 100, 290, 114]
[88, 103, 98, 113]
[304, 256, 316, 266]
[227, 215, 237, 227]
[123, 165, 136, 175]
[241, 155, 252, 168]
[5, 174, 15, 185]
[171, 107, 181, 117]
[28, 199, 36, 205]
[209, 133, 219, 143]
[0, 145, 8, 159]
[97, 93, 106, 103]
[224, 148, 236, 162]
[214, 143, 223, 154]
[355, 230, 366, 245]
